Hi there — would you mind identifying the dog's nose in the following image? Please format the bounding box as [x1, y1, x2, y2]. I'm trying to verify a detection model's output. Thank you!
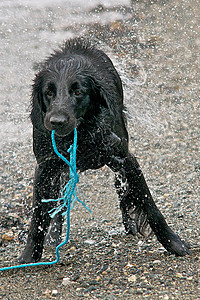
[50, 115, 68, 128]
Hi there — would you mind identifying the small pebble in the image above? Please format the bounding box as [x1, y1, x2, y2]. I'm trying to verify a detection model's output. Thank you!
[62, 277, 72, 286]
[84, 239, 95, 245]
[42, 289, 51, 296]
[163, 193, 169, 197]
[52, 290, 58, 296]
[128, 275, 137, 283]
[2, 231, 15, 241]
[69, 246, 76, 252]
[102, 271, 107, 275]
[153, 260, 161, 264]
[125, 262, 134, 268]
[96, 276, 101, 281]
[187, 276, 193, 281]
[176, 273, 183, 278]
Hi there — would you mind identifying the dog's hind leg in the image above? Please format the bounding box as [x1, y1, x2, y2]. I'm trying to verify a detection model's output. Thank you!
[108, 153, 191, 256]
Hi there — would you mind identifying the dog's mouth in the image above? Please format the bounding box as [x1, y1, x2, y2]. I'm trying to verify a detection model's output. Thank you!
[51, 123, 76, 137]
[45, 117, 84, 137]
[53, 129, 71, 137]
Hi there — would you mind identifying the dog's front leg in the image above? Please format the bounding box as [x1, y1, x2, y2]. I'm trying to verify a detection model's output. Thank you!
[18, 161, 62, 263]
[108, 153, 191, 256]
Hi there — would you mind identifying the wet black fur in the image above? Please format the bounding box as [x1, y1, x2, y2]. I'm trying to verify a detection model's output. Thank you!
[18, 38, 190, 263]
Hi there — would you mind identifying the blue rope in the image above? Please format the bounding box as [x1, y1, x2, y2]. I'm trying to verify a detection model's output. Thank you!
[0, 128, 91, 272]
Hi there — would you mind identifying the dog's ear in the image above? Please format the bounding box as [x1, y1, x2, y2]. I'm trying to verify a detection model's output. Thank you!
[99, 86, 122, 117]
[30, 74, 46, 131]
[89, 75, 123, 118]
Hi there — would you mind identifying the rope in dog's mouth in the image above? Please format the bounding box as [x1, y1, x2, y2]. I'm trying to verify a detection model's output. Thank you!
[43, 129, 91, 217]
[0, 128, 91, 272]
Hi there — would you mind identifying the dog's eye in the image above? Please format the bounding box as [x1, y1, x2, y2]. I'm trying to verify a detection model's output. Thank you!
[46, 90, 54, 98]
[74, 90, 81, 96]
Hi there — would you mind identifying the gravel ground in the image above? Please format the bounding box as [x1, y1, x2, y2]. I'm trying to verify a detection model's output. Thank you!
[0, 0, 199, 299]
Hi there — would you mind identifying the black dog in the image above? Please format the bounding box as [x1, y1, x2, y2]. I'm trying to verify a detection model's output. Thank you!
[18, 38, 190, 263]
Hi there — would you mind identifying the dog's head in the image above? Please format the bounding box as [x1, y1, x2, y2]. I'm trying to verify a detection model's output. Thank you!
[32, 59, 95, 136]
[31, 41, 123, 137]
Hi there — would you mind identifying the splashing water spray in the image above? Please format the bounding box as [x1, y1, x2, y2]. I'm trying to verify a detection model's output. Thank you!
[0, 128, 91, 272]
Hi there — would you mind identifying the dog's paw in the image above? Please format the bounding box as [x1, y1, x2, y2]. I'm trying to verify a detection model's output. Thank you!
[17, 243, 43, 264]
[161, 233, 191, 256]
